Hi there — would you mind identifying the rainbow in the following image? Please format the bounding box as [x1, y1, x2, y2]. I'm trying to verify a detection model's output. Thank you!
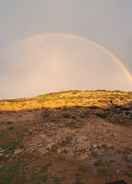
[5, 32, 132, 84]
[42, 33, 132, 83]
[1, 32, 132, 99]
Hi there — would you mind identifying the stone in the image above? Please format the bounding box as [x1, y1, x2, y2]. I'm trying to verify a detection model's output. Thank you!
[0, 153, 4, 157]
[126, 153, 132, 162]
[14, 149, 23, 155]
[0, 147, 5, 153]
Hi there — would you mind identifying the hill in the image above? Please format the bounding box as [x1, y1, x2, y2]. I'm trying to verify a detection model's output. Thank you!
[0, 90, 132, 184]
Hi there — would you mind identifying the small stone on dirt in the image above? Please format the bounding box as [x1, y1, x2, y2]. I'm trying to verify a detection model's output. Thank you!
[14, 149, 23, 155]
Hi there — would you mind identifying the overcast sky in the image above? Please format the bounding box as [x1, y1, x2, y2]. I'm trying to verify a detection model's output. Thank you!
[0, 0, 132, 98]
[0, 0, 132, 70]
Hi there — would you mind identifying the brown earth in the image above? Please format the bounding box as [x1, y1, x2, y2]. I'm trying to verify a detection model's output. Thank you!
[0, 90, 132, 184]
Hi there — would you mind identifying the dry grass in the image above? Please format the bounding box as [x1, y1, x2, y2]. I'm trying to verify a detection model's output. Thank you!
[0, 90, 132, 111]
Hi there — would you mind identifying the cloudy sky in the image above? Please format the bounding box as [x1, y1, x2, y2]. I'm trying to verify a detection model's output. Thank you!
[0, 0, 132, 98]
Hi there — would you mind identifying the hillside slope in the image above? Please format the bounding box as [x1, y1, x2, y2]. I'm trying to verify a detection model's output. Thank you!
[0, 90, 132, 184]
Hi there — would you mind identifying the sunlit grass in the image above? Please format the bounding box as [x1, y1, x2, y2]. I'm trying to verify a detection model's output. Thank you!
[0, 90, 132, 111]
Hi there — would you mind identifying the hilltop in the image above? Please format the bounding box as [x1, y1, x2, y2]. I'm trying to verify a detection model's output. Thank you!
[0, 90, 132, 184]
[0, 90, 132, 110]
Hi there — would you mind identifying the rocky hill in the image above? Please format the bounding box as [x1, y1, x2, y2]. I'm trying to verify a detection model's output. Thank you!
[0, 90, 132, 184]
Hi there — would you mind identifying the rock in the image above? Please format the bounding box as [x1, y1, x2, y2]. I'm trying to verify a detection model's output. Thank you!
[0, 147, 5, 153]
[0, 153, 4, 157]
[126, 153, 132, 163]
[92, 144, 98, 149]
[14, 149, 23, 155]
[0, 147, 5, 156]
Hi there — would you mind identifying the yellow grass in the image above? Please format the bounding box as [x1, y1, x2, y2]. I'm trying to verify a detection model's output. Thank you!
[0, 90, 132, 111]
